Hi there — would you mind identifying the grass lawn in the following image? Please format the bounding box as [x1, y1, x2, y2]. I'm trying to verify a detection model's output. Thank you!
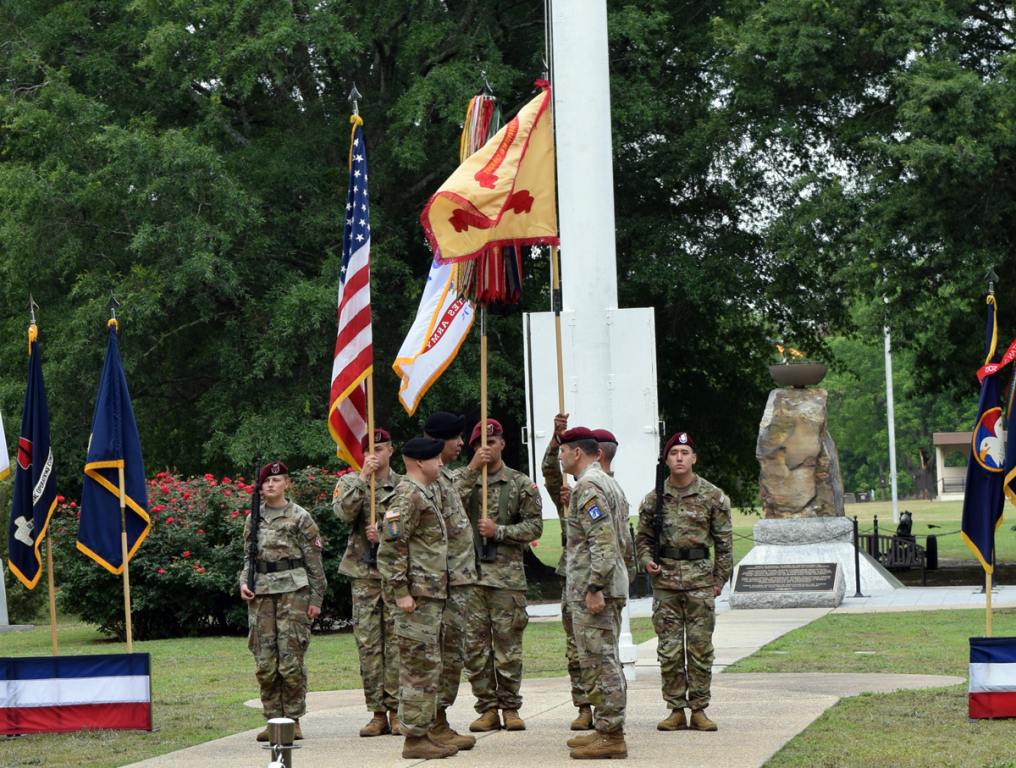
[0, 615, 654, 768]
[730, 608, 1016, 768]
[531, 499, 1000, 570]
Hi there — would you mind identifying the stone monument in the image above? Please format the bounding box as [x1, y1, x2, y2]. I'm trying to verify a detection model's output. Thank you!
[730, 363, 901, 609]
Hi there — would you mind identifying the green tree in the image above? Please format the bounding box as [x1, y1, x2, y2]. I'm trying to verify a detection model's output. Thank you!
[825, 331, 975, 499]
[716, 0, 1016, 399]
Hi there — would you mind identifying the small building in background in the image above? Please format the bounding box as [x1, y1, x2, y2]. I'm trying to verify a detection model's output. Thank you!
[933, 431, 970, 501]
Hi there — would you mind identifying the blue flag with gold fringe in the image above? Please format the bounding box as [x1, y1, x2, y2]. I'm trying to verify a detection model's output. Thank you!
[961, 294, 1007, 573]
[76, 322, 150, 574]
[8, 326, 58, 590]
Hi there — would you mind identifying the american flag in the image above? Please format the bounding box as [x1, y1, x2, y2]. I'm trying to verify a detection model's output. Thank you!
[328, 117, 372, 470]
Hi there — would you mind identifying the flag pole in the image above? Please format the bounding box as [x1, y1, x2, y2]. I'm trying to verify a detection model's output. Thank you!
[550, 244, 565, 414]
[119, 463, 134, 653]
[46, 539, 58, 654]
[367, 374, 376, 527]
[986, 570, 993, 637]
[109, 310, 135, 654]
[480, 306, 489, 525]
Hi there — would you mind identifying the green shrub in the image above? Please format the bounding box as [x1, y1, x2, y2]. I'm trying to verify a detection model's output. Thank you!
[51, 466, 353, 640]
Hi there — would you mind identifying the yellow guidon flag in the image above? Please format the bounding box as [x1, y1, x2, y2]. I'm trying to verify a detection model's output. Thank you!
[420, 82, 558, 263]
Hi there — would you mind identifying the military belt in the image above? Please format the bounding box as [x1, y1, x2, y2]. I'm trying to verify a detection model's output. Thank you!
[659, 546, 709, 561]
[256, 557, 305, 573]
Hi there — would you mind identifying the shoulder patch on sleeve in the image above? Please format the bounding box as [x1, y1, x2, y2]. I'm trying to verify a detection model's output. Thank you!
[583, 497, 604, 521]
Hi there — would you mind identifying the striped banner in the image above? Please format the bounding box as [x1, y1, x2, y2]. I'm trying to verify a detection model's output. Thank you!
[0, 653, 152, 734]
[969, 637, 1016, 718]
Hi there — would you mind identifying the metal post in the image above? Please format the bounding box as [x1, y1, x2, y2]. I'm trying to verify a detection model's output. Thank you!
[851, 516, 865, 598]
[870, 514, 879, 558]
[884, 322, 900, 523]
[265, 717, 298, 768]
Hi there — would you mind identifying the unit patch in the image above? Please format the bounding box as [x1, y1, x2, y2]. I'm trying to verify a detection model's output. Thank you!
[583, 498, 603, 521]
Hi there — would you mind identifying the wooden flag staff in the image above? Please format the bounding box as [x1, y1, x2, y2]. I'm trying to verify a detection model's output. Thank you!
[480, 306, 489, 531]
[118, 462, 134, 653]
[29, 299, 59, 656]
[550, 244, 565, 414]
[46, 540, 58, 655]
[108, 302, 135, 654]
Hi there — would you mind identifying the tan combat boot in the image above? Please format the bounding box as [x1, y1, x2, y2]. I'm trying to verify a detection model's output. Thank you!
[359, 711, 390, 737]
[388, 710, 401, 735]
[502, 709, 526, 731]
[469, 708, 501, 732]
[431, 708, 476, 750]
[293, 719, 303, 740]
[571, 705, 594, 731]
[255, 724, 271, 742]
[402, 734, 458, 759]
[689, 709, 717, 731]
[570, 729, 628, 760]
[566, 730, 601, 748]
[657, 709, 687, 731]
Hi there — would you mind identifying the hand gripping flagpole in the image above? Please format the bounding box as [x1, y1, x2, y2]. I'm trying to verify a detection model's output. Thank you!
[109, 297, 135, 652]
[30, 297, 59, 656]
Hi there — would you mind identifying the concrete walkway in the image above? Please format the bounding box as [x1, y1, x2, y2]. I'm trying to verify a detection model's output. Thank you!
[122, 585, 976, 768]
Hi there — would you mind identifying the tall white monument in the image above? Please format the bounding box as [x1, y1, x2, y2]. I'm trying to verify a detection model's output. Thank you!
[524, 0, 661, 681]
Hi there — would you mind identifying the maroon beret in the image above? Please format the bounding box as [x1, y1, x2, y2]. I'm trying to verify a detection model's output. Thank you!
[592, 428, 618, 445]
[258, 461, 289, 485]
[664, 431, 695, 456]
[559, 426, 597, 444]
[469, 418, 503, 446]
[360, 428, 392, 451]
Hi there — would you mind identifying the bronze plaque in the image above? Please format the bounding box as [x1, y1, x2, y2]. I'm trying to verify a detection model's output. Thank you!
[734, 563, 837, 593]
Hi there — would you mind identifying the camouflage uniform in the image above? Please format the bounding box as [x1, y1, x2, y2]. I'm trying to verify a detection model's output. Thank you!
[564, 462, 628, 733]
[334, 470, 403, 713]
[435, 465, 479, 710]
[240, 501, 327, 720]
[541, 440, 586, 707]
[461, 464, 543, 713]
[544, 444, 636, 709]
[376, 475, 449, 737]
[636, 475, 732, 711]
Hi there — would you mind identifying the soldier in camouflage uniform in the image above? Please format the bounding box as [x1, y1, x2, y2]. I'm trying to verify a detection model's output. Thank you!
[543, 413, 591, 730]
[423, 410, 479, 749]
[460, 418, 543, 732]
[636, 431, 732, 733]
[333, 428, 402, 737]
[240, 461, 327, 742]
[558, 427, 629, 760]
[376, 437, 459, 760]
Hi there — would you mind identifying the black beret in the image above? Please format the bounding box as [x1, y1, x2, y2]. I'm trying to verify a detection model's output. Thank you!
[424, 411, 465, 440]
[402, 437, 445, 460]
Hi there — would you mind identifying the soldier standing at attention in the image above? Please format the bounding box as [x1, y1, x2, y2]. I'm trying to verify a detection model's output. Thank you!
[462, 418, 543, 733]
[636, 431, 732, 732]
[542, 413, 592, 731]
[376, 437, 458, 760]
[558, 427, 629, 759]
[334, 428, 402, 737]
[422, 410, 479, 750]
[240, 461, 327, 742]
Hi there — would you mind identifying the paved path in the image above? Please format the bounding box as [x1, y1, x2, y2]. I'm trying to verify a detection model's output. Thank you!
[122, 584, 979, 768]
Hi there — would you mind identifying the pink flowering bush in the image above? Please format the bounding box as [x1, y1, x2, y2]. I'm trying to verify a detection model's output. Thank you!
[51, 467, 353, 640]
